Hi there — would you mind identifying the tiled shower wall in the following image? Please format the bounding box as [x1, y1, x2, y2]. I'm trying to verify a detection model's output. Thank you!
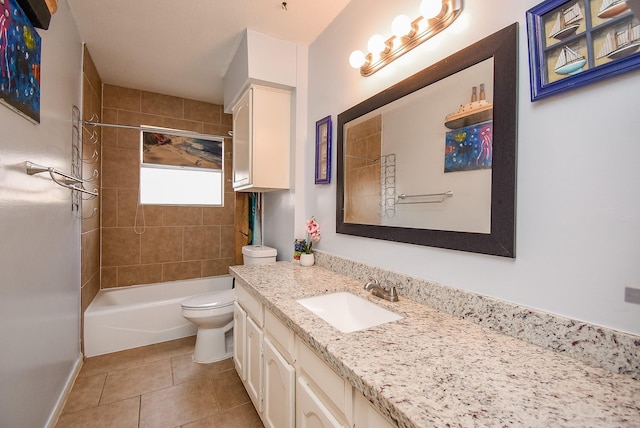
[344, 115, 381, 224]
[81, 46, 102, 316]
[100, 84, 235, 288]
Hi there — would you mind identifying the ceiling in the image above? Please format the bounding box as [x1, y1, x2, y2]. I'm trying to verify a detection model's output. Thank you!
[66, 0, 352, 105]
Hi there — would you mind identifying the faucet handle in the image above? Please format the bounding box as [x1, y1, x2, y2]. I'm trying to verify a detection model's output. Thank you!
[387, 285, 401, 302]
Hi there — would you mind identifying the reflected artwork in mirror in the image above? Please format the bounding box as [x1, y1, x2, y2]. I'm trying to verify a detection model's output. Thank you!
[337, 23, 518, 257]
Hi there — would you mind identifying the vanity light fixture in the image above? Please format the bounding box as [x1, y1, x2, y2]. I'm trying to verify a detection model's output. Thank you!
[349, 0, 463, 76]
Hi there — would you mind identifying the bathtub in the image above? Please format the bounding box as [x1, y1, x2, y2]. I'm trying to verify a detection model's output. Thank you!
[84, 275, 234, 357]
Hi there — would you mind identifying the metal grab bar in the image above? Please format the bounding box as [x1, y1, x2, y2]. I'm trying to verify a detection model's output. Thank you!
[396, 191, 453, 204]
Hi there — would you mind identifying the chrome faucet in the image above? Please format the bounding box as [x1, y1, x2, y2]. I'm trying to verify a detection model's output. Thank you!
[364, 278, 399, 302]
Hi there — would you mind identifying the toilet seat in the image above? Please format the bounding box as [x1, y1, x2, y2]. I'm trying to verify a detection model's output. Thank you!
[181, 289, 235, 310]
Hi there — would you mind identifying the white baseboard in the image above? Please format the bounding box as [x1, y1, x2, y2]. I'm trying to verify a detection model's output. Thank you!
[45, 352, 83, 428]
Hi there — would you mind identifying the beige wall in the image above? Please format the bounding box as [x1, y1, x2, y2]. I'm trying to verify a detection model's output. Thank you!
[100, 84, 234, 288]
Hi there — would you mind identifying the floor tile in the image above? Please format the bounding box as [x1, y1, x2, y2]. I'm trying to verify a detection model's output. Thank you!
[183, 402, 264, 428]
[209, 368, 252, 411]
[80, 346, 146, 378]
[62, 373, 106, 414]
[100, 358, 173, 404]
[139, 377, 218, 428]
[142, 336, 196, 363]
[172, 354, 234, 386]
[56, 396, 139, 428]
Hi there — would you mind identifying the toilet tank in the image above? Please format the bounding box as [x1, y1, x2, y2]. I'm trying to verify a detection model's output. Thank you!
[242, 245, 277, 265]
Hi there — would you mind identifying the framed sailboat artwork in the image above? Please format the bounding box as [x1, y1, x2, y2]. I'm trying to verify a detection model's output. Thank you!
[526, 0, 640, 101]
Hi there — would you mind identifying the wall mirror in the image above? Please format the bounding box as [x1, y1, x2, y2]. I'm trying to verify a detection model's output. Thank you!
[336, 23, 518, 257]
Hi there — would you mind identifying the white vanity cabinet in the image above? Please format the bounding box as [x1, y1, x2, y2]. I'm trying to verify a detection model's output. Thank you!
[234, 282, 296, 427]
[234, 283, 264, 412]
[295, 338, 351, 428]
[231, 84, 291, 192]
[234, 281, 396, 428]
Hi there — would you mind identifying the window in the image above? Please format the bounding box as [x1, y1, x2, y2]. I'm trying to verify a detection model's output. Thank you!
[139, 127, 224, 206]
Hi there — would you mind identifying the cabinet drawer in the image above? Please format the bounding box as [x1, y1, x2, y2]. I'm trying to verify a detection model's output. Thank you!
[265, 310, 294, 362]
[235, 282, 263, 327]
[297, 340, 347, 416]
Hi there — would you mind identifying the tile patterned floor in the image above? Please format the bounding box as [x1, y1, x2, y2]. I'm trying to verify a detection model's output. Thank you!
[56, 336, 263, 428]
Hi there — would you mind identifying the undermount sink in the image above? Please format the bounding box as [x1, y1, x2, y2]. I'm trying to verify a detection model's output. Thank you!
[296, 292, 403, 333]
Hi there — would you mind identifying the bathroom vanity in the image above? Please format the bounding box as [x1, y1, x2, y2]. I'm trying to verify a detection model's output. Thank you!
[230, 261, 640, 427]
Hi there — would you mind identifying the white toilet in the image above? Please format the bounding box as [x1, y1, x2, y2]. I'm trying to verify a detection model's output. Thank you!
[181, 289, 236, 363]
[181, 245, 277, 363]
[242, 245, 278, 265]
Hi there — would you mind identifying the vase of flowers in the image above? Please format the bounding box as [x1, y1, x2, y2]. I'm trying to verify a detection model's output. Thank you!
[296, 217, 320, 267]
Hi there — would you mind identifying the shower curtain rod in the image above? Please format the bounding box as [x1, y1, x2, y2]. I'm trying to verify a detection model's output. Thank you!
[83, 121, 229, 140]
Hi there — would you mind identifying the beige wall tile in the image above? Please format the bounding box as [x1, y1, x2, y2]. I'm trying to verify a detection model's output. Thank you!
[202, 258, 235, 277]
[102, 228, 140, 267]
[99, 86, 236, 289]
[141, 91, 183, 118]
[203, 198, 234, 226]
[117, 188, 139, 227]
[101, 188, 117, 227]
[202, 123, 232, 138]
[184, 100, 221, 124]
[163, 206, 203, 226]
[140, 227, 183, 263]
[101, 108, 118, 148]
[83, 46, 102, 97]
[81, 192, 100, 233]
[221, 112, 232, 128]
[102, 147, 140, 189]
[117, 264, 163, 287]
[101, 267, 117, 289]
[139, 205, 163, 227]
[81, 229, 100, 285]
[103, 84, 141, 111]
[220, 226, 235, 259]
[163, 261, 202, 282]
[117, 110, 164, 150]
[183, 226, 221, 261]
[81, 271, 100, 314]
[162, 117, 204, 133]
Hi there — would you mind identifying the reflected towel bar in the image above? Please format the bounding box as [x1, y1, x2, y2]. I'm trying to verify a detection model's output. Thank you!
[396, 191, 453, 204]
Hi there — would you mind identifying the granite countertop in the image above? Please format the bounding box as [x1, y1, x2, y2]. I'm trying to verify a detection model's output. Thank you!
[229, 262, 640, 428]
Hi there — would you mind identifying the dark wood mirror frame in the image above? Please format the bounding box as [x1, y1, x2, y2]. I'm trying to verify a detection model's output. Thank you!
[336, 23, 518, 258]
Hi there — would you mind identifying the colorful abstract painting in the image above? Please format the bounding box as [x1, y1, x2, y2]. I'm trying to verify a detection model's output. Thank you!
[444, 121, 493, 172]
[142, 130, 223, 170]
[0, 0, 41, 123]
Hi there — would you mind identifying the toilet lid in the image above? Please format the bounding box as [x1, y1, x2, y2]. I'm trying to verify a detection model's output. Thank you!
[181, 289, 236, 309]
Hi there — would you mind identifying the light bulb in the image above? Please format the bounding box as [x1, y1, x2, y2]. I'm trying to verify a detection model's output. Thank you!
[391, 15, 412, 38]
[420, 0, 442, 19]
[367, 34, 386, 54]
[349, 50, 366, 68]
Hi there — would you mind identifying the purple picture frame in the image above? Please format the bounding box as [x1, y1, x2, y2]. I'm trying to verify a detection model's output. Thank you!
[315, 115, 332, 184]
[526, 0, 640, 101]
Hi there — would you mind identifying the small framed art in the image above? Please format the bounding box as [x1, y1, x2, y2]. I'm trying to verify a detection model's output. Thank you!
[526, 0, 640, 101]
[315, 115, 332, 184]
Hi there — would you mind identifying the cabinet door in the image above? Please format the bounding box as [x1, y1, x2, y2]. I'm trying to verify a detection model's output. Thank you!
[233, 302, 246, 381]
[263, 337, 295, 428]
[232, 88, 252, 188]
[246, 315, 263, 412]
[297, 376, 346, 428]
[353, 390, 395, 428]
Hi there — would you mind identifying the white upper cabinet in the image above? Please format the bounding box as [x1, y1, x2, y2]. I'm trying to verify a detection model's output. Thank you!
[231, 85, 291, 192]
